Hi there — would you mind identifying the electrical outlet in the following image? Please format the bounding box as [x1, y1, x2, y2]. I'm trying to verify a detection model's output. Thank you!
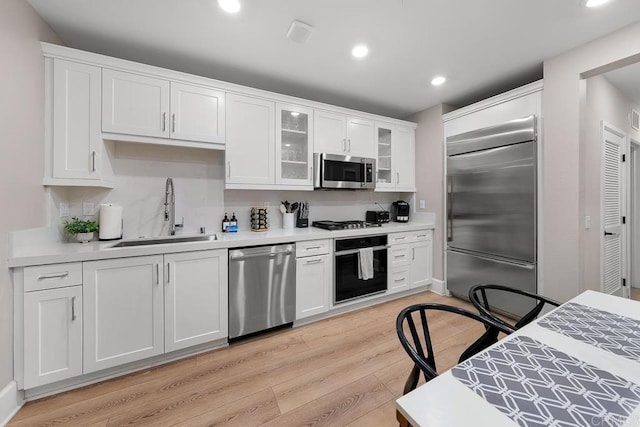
[59, 202, 70, 217]
[83, 202, 95, 216]
[419, 199, 426, 209]
[585, 215, 591, 229]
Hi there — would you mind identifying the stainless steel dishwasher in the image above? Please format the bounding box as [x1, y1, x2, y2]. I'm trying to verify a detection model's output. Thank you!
[228, 243, 296, 340]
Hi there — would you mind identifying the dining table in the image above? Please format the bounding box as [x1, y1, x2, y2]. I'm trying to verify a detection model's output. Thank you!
[396, 290, 640, 427]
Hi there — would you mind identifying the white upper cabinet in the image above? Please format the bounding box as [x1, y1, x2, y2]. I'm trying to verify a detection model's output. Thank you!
[45, 58, 114, 188]
[102, 69, 170, 138]
[225, 93, 275, 186]
[102, 69, 225, 147]
[314, 110, 375, 158]
[276, 103, 314, 187]
[375, 122, 416, 192]
[169, 82, 225, 143]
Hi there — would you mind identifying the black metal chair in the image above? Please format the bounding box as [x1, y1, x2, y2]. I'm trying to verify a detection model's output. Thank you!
[468, 284, 561, 330]
[396, 303, 514, 395]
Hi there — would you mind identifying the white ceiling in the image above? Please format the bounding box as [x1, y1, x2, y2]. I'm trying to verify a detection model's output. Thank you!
[27, 0, 640, 119]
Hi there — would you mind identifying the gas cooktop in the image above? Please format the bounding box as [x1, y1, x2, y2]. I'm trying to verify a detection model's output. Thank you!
[312, 220, 382, 230]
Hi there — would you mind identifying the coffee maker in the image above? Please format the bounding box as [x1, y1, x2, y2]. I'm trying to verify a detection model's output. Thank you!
[392, 200, 410, 223]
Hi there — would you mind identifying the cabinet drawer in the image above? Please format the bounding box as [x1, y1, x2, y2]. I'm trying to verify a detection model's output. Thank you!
[389, 266, 411, 293]
[24, 262, 82, 292]
[296, 239, 330, 257]
[389, 246, 411, 267]
[388, 229, 433, 245]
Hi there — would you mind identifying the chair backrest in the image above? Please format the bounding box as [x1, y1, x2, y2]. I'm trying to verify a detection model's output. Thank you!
[396, 303, 514, 393]
[468, 284, 561, 330]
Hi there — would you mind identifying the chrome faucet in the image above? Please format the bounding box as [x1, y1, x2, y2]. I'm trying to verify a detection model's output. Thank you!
[164, 177, 183, 235]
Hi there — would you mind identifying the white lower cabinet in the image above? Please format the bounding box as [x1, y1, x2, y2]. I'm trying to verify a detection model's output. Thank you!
[23, 286, 83, 388]
[295, 239, 332, 320]
[387, 230, 433, 294]
[83, 255, 164, 373]
[164, 250, 228, 352]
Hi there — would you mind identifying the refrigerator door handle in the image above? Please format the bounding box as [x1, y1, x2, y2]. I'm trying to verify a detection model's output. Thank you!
[446, 175, 453, 242]
[448, 249, 535, 270]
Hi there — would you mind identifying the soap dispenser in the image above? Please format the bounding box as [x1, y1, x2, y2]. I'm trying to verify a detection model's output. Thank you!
[222, 213, 230, 232]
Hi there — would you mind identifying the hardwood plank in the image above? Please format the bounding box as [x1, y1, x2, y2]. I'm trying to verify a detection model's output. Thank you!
[263, 375, 395, 427]
[171, 388, 280, 427]
[345, 399, 398, 427]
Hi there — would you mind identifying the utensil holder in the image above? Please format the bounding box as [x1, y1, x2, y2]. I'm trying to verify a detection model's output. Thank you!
[283, 213, 295, 229]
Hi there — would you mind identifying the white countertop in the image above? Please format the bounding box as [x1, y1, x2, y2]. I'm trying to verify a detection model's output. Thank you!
[8, 220, 434, 268]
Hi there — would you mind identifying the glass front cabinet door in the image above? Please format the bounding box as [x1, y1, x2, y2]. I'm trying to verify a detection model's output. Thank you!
[375, 122, 394, 189]
[276, 103, 314, 187]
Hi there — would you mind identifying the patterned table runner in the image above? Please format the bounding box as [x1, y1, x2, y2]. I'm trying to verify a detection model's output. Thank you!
[451, 335, 640, 427]
[538, 302, 640, 361]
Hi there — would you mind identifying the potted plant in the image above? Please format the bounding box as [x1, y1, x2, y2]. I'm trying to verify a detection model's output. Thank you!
[63, 217, 99, 243]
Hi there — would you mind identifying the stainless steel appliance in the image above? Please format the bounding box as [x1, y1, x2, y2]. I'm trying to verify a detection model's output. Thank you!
[228, 243, 295, 340]
[334, 234, 388, 303]
[312, 220, 382, 230]
[446, 115, 537, 317]
[313, 153, 376, 190]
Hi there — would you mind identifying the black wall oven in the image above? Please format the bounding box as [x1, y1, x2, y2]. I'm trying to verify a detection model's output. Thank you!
[334, 234, 388, 304]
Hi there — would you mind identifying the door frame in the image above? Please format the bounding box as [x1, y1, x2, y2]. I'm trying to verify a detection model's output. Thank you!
[630, 138, 640, 288]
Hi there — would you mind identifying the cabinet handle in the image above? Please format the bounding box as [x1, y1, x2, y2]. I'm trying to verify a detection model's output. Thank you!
[306, 258, 323, 265]
[162, 112, 166, 131]
[155, 264, 159, 285]
[397, 172, 400, 184]
[395, 236, 406, 241]
[394, 277, 405, 282]
[172, 113, 176, 133]
[342, 138, 346, 152]
[92, 151, 96, 172]
[37, 272, 69, 280]
[71, 296, 76, 321]
[227, 161, 231, 178]
[306, 246, 322, 250]
[348, 139, 351, 152]
[417, 234, 427, 239]
[412, 248, 415, 261]
[167, 262, 170, 284]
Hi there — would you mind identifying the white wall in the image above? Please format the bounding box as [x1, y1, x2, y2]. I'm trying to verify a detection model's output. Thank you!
[543, 21, 640, 301]
[0, 0, 60, 392]
[581, 75, 640, 292]
[406, 104, 454, 281]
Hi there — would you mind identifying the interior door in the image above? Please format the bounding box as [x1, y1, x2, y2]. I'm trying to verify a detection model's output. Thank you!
[602, 122, 626, 296]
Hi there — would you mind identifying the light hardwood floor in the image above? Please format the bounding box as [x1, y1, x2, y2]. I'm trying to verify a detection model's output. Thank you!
[10, 291, 483, 427]
[632, 287, 640, 301]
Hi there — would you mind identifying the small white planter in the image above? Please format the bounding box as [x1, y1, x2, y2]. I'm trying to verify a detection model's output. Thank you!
[75, 232, 94, 243]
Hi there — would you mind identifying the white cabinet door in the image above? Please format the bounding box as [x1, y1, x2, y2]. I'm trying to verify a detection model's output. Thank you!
[346, 117, 374, 158]
[276, 103, 314, 186]
[83, 255, 164, 373]
[314, 110, 347, 155]
[375, 122, 394, 189]
[226, 93, 275, 185]
[164, 250, 228, 352]
[389, 266, 411, 294]
[102, 69, 170, 138]
[23, 286, 82, 388]
[52, 59, 101, 180]
[170, 82, 225, 144]
[296, 254, 331, 320]
[395, 126, 416, 190]
[411, 241, 432, 288]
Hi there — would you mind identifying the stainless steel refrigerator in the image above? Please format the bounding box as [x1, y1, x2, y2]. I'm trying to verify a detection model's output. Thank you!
[446, 115, 537, 317]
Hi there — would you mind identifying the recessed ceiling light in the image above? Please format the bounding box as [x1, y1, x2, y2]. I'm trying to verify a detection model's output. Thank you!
[218, 0, 241, 14]
[290, 111, 300, 117]
[431, 76, 447, 86]
[581, 0, 611, 7]
[351, 45, 369, 59]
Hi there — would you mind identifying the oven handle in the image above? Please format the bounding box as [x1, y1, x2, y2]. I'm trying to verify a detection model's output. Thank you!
[334, 245, 388, 256]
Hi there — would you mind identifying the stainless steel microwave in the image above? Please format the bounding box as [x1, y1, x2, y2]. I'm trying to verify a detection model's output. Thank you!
[313, 153, 376, 190]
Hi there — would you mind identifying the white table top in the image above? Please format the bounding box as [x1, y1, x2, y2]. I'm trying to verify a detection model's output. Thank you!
[396, 291, 640, 427]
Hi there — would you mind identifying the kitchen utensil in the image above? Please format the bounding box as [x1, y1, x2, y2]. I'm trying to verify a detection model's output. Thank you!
[280, 204, 286, 214]
[291, 202, 299, 213]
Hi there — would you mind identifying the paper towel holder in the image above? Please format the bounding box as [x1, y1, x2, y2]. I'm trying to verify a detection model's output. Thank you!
[98, 203, 124, 240]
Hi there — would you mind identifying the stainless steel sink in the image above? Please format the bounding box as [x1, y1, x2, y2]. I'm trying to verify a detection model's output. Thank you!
[109, 234, 217, 248]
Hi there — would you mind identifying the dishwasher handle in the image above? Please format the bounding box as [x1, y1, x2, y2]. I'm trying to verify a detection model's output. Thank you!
[229, 249, 294, 261]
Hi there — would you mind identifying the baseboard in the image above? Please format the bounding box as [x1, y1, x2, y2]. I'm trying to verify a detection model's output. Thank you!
[0, 381, 22, 427]
[429, 278, 448, 296]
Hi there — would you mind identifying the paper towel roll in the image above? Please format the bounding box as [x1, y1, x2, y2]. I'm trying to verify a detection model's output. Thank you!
[99, 203, 123, 240]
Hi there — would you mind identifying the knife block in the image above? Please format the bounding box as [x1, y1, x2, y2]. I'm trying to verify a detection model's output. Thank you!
[296, 217, 308, 228]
